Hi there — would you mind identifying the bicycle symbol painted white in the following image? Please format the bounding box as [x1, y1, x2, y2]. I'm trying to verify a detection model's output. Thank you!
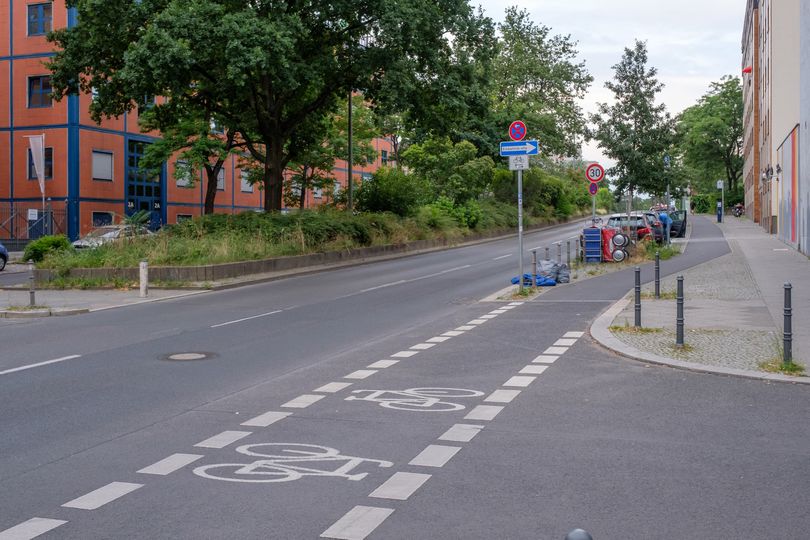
[345, 387, 484, 412]
[193, 443, 393, 483]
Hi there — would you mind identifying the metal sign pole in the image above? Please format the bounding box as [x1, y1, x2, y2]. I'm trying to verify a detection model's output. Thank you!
[517, 169, 524, 293]
[591, 195, 596, 223]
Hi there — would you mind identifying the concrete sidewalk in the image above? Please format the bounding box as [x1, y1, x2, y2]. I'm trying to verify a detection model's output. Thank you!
[592, 215, 809, 382]
[0, 288, 208, 317]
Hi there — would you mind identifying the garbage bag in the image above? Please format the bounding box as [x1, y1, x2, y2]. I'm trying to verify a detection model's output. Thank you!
[537, 259, 560, 280]
[557, 263, 570, 284]
[511, 274, 534, 286]
[537, 276, 557, 287]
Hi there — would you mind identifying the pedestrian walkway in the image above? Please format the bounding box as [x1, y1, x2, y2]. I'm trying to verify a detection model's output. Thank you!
[593, 215, 809, 380]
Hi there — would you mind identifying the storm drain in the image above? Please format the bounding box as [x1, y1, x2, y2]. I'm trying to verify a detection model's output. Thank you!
[162, 352, 215, 362]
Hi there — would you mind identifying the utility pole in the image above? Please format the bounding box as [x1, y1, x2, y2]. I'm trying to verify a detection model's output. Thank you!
[347, 92, 353, 212]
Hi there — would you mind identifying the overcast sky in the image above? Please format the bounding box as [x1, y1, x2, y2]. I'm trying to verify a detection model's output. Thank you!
[477, 0, 746, 163]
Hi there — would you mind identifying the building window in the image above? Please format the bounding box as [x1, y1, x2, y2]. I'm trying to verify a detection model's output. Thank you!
[138, 95, 155, 117]
[176, 214, 193, 223]
[28, 147, 53, 179]
[313, 186, 323, 199]
[28, 76, 52, 108]
[175, 160, 194, 188]
[92, 151, 114, 181]
[240, 170, 253, 193]
[381, 150, 388, 165]
[92, 212, 114, 227]
[216, 169, 226, 191]
[27, 3, 53, 36]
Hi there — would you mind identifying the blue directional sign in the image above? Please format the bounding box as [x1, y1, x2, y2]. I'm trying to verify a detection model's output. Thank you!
[499, 140, 539, 156]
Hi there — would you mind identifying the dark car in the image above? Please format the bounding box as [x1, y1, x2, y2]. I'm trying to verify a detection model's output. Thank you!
[669, 210, 687, 238]
[644, 212, 664, 244]
[0, 240, 8, 271]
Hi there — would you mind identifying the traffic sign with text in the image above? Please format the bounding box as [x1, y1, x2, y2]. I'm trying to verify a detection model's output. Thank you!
[500, 140, 539, 156]
[509, 155, 530, 171]
[586, 163, 605, 183]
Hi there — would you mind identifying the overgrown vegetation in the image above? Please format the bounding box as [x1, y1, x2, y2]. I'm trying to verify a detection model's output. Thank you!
[23, 235, 71, 262]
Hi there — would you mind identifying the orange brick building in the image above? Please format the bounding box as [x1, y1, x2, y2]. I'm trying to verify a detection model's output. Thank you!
[1, 0, 393, 241]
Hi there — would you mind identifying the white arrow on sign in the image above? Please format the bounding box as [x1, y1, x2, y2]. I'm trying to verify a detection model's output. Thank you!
[500, 140, 539, 156]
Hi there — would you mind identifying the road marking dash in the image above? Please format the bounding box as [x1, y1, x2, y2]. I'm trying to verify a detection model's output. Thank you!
[508, 302, 525, 306]
[369, 472, 432, 500]
[467, 320, 488, 325]
[0, 355, 81, 377]
[438, 424, 484, 443]
[500, 305, 517, 310]
[367, 360, 399, 369]
[484, 389, 522, 403]
[62, 482, 142, 510]
[489, 309, 508, 314]
[391, 351, 419, 358]
[479, 314, 498, 319]
[282, 394, 326, 408]
[543, 346, 569, 355]
[241, 411, 292, 427]
[194, 430, 252, 449]
[137, 453, 204, 475]
[0, 518, 68, 540]
[503, 376, 536, 388]
[564, 331, 585, 338]
[520, 365, 549, 375]
[455, 325, 476, 331]
[315, 382, 353, 393]
[426, 336, 452, 343]
[410, 343, 436, 350]
[493, 254, 512, 261]
[321, 506, 394, 540]
[409, 445, 461, 468]
[442, 331, 465, 337]
[210, 310, 282, 328]
[464, 405, 503, 421]
[554, 338, 577, 347]
[532, 355, 559, 364]
[344, 370, 378, 380]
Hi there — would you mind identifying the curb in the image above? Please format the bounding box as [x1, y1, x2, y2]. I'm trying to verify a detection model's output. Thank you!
[0, 307, 90, 318]
[589, 295, 810, 385]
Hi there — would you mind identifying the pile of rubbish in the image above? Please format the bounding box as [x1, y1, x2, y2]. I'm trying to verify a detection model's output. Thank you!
[511, 259, 570, 287]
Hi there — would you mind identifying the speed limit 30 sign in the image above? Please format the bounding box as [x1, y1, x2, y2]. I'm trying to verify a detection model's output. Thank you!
[585, 163, 605, 183]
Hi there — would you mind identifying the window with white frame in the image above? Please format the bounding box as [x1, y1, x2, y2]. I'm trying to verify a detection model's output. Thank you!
[240, 170, 253, 192]
[175, 160, 194, 188]
[313, 185, 323, 199]
[92, 151, 113, 181]
[216, 168, 225, 191]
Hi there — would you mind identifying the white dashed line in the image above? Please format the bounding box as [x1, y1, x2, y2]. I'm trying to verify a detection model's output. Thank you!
[489, 309, 508, 314]
[426, 336, 452, 343]
[455, 326, 476, 331]
[479, 314, 498, 319]
[564, 331, 585, 338]
[369, 472, 432, 500]
[508, 302, 524, 306]
[137, 453, 204, 475]
[493, 254, 512, 261]
[282, 394, 326, 408]
[241, 411, 292, 427]
[0, 518, 68, 540]
[532, 355, 559, 364]
[501, 305, 517, 310]
[62, 482, 143, 510]
[410, 343, 436, 350]
[391, 351, 419, 358]
[344, 370, 378, 380]
[503, 376, 536, 388]
[367, 360, 399, 369]
[194, 430, 252, 449]
[553, 338, 577, 347]
[467, 319, 488, 325]
[409, 445, 461, 468]
[484, 389, 522, 403]
[438, 424, 484, 443]
[442, 331, 465, 337]
[543, 346, 569, 355]
[519, 365, 549, 375]
[0, 355, 81, 377]
[464, 405, 503, 421]
[315, 382, 353, 393]
[210, 310, 282, 328]
[320, 506, 395, 540]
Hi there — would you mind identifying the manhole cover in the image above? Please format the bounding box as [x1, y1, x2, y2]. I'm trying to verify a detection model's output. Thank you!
[163, 352, 215, 362]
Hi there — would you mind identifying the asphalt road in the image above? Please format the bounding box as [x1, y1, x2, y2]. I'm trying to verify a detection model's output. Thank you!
[1, 217, 808, 540]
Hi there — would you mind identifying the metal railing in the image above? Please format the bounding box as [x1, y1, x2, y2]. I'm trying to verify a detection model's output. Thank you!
[0, 202, 68, 247]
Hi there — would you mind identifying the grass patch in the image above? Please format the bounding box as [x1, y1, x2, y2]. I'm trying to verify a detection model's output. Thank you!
[609, 326, 664, 334]
[641, 290, 677, 300]
[759, 359, 806, 375]
[644, 241, 681, 261]
[5, 305, 49, 311]
[41, 277, 137, 290]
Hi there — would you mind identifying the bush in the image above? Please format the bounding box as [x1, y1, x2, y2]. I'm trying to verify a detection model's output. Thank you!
[24, 235, 71, 262]
[355, 167, 428, 216]
[691, 194, 714, 214]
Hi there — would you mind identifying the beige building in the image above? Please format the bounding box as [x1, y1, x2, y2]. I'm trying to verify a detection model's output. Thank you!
[742, 0, 760, 223]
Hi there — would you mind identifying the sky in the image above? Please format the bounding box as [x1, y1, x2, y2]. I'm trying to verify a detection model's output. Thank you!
[476, 0, 746, 163]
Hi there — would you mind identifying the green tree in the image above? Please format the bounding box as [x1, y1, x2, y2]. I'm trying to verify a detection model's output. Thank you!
[590, 41, 674, 200]
[403, 139, 494, 204]
[677, 76, 743, 194]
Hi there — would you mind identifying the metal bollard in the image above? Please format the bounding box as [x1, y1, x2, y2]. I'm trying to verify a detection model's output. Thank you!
[544, 246, 550, 261]
[654, 251, 660, 299]
[634, 266, 641, 328]
[531, 249, 538, 289]
[139, 260, 149, 298]
[28, 260, 36, 307]
[784, 283, 792, 365]
[565, 529, 594, 540]
[556, 242, 562, 264]
[676, 276, 684, 347]
[566, 239, 571, 267]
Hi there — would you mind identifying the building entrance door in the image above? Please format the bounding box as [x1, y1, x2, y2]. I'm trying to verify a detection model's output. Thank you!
[126, 139, 165, 230]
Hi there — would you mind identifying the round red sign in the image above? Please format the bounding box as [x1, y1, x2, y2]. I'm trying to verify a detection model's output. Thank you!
[585, 163, 605, 183]
[509, 121, 527, 142]
[589, 183, 599, 196]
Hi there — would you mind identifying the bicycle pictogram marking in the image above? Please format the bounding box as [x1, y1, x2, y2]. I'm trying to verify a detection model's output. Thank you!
[345, 387, 484, 412]
[193, 443, 393, 483]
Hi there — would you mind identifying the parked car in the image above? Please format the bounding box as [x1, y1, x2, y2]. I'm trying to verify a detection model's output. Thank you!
[72, 224, 152, 249]
[0, 240, 8, 271]
[605, 212, 656, 242]
[669, 210, 687, 238]
[644, 211, 664, 244]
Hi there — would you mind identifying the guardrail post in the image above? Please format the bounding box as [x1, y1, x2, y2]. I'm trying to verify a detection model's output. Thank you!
[655, 251, 660, 299]
[634, 266, 641, 328]
[784, 283, 792, 365]
[676, 276, 685, 347]
[28, 260, 36, 307]
[531, 249, 538, 289]
[139, 260, 149, 299]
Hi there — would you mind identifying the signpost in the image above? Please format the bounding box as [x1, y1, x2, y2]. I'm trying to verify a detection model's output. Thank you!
[500, 125, 539, 292]
[585, 163, 605, 223]
[716, 179, 724, 223]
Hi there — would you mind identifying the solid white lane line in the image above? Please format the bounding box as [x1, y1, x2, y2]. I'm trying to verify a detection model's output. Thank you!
[464, 405, 503, 421]
[479, 314, 498, 320]
[391, 351, 419, 358]
[344, 370, 378, 380]
[455, 325, 476, 331]
[369, 472, 432, 500]
[137, 453, 204, 475]
[426, 336, 452, 343]
[564, 331, 585, 338]
[489, 309, 508, 314]
[194, 430, 252, 449]
[410, 343, 435, 350]
[554, 338, 577, 347]
[484, 389, 522, 403]
[533, 355, 559, 364]
[62, 482, 142, 510]
[0, 355, 81, 377]
[282, 394, 325, 408]
[241, 411, 292, 427]
[467, 319, 487, 325]
[543, 346, 569, 355]
[210, 310, 282, 328]
[504, 376, 536, 388]
[442, 331, 465, 337]
[493, 254, 512, 261]
[315, 382, 353, 393]
[438, 424, 484, 443]
[520, 365, 549, 375]
[367, 360, 398, 369]
[409, 445, 461, 468]
[0, 518, 68, 540]
[320, 506, 395, 540]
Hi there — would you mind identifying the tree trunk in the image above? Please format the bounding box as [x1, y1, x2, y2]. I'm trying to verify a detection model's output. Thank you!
[203, 166, 220, 215]
[299, 165, 308, 210]
[264, 139, 285, 212]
